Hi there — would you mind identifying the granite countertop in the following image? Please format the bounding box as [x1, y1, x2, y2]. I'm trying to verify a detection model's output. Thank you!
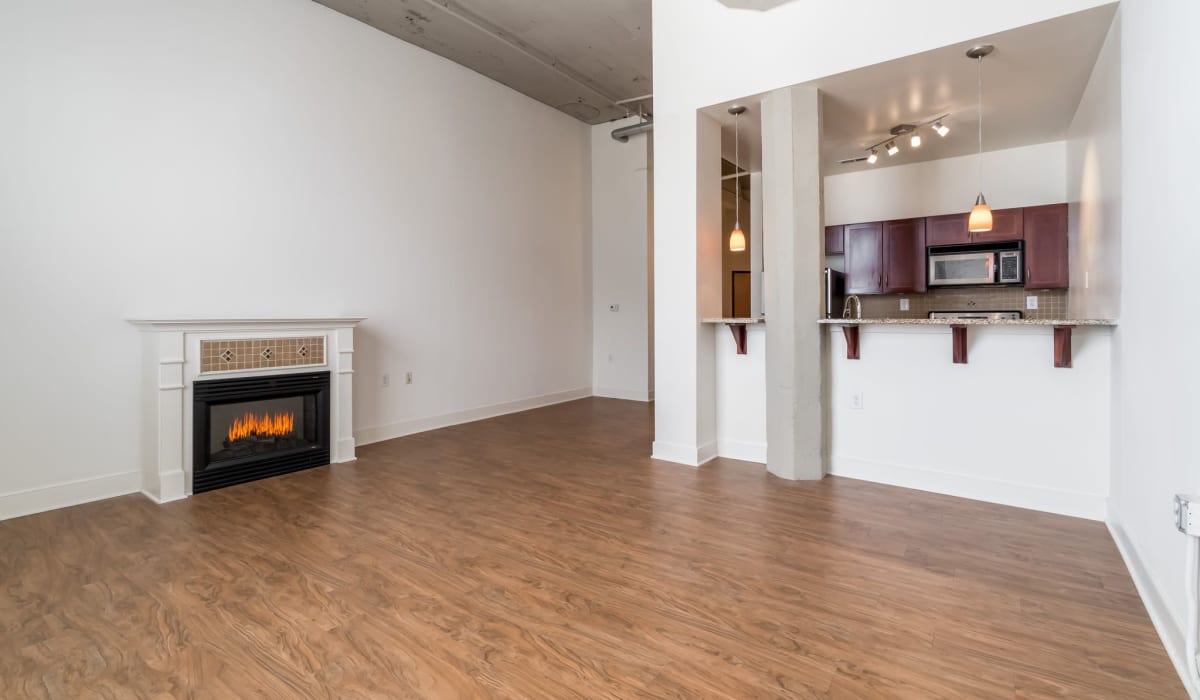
[818, 318, 1117, 326]
[701, 317, 766, 324]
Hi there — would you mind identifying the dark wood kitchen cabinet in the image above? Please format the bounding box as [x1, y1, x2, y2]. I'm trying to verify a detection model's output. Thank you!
[971, 207, 1024, 243]
[845, 222, 884, 295]
[926, 213, 970, 246]
[925, 208, 1023, 246]
[845, 219, 926, 294]
[883, 218, 927, 293]
[1024, 203, 1069, 289]
[824, 225, 845, 255]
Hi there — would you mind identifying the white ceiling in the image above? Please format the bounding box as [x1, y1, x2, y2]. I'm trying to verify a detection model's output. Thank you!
[312, 0, 652, 124]
[702, 4, 1117, 175]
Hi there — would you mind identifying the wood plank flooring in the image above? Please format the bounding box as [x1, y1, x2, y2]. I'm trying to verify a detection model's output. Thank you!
[0, 398, 1183, 698]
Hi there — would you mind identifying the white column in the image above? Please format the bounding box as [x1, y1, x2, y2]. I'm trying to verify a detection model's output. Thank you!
[332, 327, 357, 463]
[651, 110, 721, 466]
[151, 331, 188, 502]
[761, 85, 826, 480]
[749, 171, 765, 318]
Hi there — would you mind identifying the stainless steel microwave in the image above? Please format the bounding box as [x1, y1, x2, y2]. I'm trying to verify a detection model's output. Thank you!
[928, 245, 1023, 286]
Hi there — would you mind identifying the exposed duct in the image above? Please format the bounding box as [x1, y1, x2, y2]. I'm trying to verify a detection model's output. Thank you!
[611, 118, 653, 142]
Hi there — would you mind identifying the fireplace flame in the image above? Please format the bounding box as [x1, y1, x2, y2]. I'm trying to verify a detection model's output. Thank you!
[227, 411, 295, 442]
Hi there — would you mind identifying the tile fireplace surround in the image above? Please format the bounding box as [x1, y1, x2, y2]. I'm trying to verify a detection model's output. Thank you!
[127, 318, 364, 503]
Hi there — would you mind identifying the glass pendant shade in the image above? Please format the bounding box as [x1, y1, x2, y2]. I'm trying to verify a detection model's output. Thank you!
[729, 226, 746, 252]
[968, 194, 993, 233]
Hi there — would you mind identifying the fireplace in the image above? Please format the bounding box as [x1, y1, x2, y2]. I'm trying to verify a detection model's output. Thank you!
[192, 371, 330, 492]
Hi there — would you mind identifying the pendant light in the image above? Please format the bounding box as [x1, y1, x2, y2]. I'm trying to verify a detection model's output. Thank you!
[967, 44, 995, 233]
[728, 105, 747, 253]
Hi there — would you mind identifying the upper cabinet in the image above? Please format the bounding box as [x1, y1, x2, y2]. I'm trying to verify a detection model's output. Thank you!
[834, 203, 1069, 294]
[925, 208, 1023, 246]
[825, 225, 845, 255]
[972, 207, 1024, 243]
[844, 219, 926, 295]
[926, 213, 970, 246]
[845, 222, 884, 295]
[1023, 203, 1069, 289]
[883, 218, 927, 293]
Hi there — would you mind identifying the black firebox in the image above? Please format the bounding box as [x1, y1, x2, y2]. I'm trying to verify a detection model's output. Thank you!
[192, 371, 330, 493]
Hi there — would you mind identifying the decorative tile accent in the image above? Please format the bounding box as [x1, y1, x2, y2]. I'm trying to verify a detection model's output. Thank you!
[200, 336, 325, 373]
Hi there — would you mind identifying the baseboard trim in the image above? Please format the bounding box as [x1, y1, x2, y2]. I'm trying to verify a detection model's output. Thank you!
[830, 455, 1107, 520]
[1107, 520, 1198, 699]
[355, 387, 592, 447]
[717, 439, 767, 464]
[593, 387, 652, 402]
[0, 471, 140, 521]
[651, 440, 717, 467]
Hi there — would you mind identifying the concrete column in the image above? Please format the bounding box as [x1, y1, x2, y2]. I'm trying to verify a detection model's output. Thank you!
[761, 85, 825, 480]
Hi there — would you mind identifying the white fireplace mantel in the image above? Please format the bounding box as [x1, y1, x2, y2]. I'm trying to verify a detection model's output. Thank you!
[127, 317, 365, 503]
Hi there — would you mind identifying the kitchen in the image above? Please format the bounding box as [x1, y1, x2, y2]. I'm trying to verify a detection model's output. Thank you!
[702, 4, 1120, 519]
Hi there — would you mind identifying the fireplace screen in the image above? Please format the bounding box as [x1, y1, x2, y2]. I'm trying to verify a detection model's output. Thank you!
[193, 371, 330, 492]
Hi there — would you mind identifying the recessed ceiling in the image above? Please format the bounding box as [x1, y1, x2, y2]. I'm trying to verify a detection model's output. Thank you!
[700, 4, 1117, 176]
[815, 4, 1117, 173]
[311, 0, 652, 125]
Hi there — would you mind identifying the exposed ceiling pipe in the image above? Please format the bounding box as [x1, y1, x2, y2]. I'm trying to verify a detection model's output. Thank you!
[611, 118, 653, 142]
[415, 0, 619, 104]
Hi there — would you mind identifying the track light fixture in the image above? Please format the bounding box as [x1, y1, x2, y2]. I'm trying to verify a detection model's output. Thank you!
[851, 113, 951, 165]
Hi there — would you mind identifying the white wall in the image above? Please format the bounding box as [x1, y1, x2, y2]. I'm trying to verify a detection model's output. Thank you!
[651, 0, 1113, 467]
[591, 117, 652, 401]
[715, 326, 766, 463]
[1066, 15, 1121, 320]
[824, 141, 1067, 225]
[830, 326, 1111, 519]
[0, 0, 591, 515]
[1108, 0, 1200, 694]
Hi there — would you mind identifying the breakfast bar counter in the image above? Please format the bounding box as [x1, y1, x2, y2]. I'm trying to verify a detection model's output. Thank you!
[817, 318, 1117, 326]
[819, 317, 1117, 367]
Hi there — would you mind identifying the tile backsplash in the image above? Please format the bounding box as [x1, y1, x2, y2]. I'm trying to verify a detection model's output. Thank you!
[854, 287, 1067, 320]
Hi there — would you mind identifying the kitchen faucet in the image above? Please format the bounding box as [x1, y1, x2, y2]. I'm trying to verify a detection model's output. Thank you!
[843, 295, 862, 319]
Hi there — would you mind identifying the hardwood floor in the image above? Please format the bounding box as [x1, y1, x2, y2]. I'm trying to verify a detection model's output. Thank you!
[0, 398, 1182, 698]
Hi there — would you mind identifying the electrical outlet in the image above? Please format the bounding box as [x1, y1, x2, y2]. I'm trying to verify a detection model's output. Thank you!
[382, 374, 390, 388]
[405, 372, 413, 385]
[899, 298, 910, 311]
[1026, 295, 1039, 310]
[849, 391, 864, 410]
[609, 304, 620, 312]
[1175, 495, 1200, 536]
